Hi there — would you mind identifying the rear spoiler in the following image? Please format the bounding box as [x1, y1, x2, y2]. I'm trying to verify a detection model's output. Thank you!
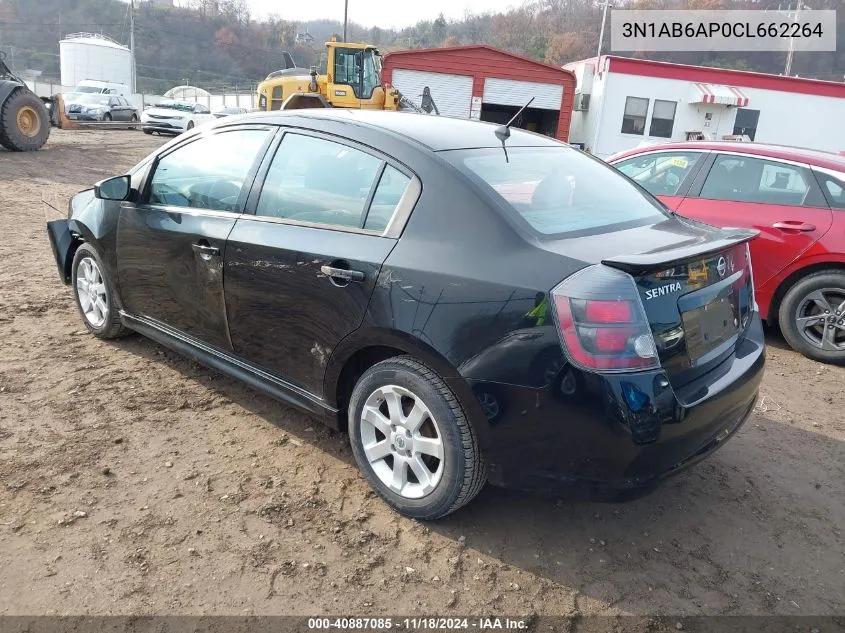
[602, 227, 759, 275]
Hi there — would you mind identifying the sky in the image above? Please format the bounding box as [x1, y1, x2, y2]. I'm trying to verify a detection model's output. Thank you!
[187, 0, 521, 29]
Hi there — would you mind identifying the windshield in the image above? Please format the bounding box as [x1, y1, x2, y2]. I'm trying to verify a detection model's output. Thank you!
[156, 101, 194, 112]
[445, 146, 669, 238]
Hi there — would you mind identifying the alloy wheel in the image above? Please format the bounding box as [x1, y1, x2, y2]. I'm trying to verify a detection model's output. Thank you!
[359, 385, 445, 499]
[794, 288, 845, 352]
[76, 256, 108, 328]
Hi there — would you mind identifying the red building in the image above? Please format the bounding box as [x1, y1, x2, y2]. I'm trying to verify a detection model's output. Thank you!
[382, 45, 576, 142]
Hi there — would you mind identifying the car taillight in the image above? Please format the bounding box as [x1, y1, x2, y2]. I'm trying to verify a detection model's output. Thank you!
[551, 264, 659, 372]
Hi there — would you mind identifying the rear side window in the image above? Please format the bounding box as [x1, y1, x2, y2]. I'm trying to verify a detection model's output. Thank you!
[445, 146, 668, 238]
[256, 133, 382, 229]
[814, 168, 845, 209]
[364, 165, 411, 232]
[700, 154, 816, 207]
[614, 151, 702, 196]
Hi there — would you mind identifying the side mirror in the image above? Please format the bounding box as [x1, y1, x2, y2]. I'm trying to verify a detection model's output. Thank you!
[94, 175, 132, 201]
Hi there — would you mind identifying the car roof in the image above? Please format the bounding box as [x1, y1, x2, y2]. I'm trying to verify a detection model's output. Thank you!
[610, 141, 845, 171]
[228, 109, 562, 152]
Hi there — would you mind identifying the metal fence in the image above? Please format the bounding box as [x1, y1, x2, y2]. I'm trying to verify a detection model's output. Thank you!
[24, 79, 255, 110]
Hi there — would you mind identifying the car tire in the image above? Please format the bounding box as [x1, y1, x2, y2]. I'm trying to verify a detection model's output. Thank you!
[71, 243, 128, 339]
[102, 113, 112, 121]
[186, 121, 194, 131]
[0, 87, 50, 151]
[143, 129, 153, 135]
[130, 114, 138, 122]
[347, 356, 487, 520]
[778, 270, 845, 364]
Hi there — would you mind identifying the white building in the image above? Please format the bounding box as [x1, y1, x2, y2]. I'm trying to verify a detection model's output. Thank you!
[564, 56, 845, 159]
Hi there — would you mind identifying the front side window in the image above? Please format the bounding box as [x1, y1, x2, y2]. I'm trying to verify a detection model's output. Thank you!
[361, 50, 381, 98]
[256, 133, 383, 229]
[649, 100, 677, 138]
[621, 97, 649, 135]
[614, 151, 702, 196]
[147, 129, 270, 211]
[445, 146, 668, 238]
[700, 154, 812, 206]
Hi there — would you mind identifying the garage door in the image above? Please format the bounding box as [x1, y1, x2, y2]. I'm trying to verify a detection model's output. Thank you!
[483, 78, 563, 110]
[391, 69, 473, 118]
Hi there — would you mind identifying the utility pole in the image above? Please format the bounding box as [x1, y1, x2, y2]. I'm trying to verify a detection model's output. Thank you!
[130, 0, 137, 93]
[597, 0, 612, 58]
[784, 0, 801, 76]
[343, 0, 349, 42]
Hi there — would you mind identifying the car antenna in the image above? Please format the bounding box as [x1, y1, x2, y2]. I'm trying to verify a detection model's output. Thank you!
[494, 97, 534, 163]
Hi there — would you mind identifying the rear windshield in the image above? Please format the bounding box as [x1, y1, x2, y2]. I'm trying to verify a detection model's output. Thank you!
[444, 146, 669, 238]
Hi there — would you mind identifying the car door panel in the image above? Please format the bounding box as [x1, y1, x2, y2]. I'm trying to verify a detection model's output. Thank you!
[117, 208, 237, 348]
[677, 153, 833, 288]
[115, 127, 274, 350]
[224, 221, 395, 395]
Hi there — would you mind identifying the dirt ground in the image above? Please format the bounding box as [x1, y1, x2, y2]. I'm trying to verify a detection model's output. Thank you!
[0, 129, 843, 620]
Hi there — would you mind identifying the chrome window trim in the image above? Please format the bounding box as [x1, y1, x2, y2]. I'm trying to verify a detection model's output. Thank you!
[610, 148, 710, 163]
[711, 150, 813, 170]
[813, 166, 845, 181]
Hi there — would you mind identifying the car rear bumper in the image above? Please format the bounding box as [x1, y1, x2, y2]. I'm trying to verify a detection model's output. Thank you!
[474, 313, 765, 493]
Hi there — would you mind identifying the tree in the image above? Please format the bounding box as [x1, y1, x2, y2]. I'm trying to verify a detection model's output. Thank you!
[544, 31, 593, 65]
[442, 35, 460, 47]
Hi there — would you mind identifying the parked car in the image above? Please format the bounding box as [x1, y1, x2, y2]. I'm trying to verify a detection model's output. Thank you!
[140, 100, 215, 135]
[72, 79, 130, 96]
[46, 111, 764, 519]
[212, 106, 248, 118]
[65, 93, 138, 122]
[608, 142, 845, 364]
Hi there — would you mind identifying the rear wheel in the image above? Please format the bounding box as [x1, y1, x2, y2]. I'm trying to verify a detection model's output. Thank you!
[102, 112, 112, 122]
[143, 129, 153, 135]
[779, 270, 845, 364]
[348, 356, 486, 520]
[0, 87, 50, 151]
[130, 113, 138, 122]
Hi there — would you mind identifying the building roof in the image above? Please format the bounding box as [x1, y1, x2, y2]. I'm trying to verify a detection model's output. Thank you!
[60, 33, 129, 51]
[565, 55, 845, 99]
[609, 140, 845, 171]
[242, 109, 562, 151]
[386, 45, 576, 80]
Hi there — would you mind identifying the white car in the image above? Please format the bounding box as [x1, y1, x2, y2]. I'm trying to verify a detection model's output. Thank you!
[140, 100, 216, 135]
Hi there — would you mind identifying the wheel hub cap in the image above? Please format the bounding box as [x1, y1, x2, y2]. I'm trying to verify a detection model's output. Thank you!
[359, 385, 445, 499]
[795, 288, 845, 352]
[17, 105, 41, 138]
[76, 257, 108, 328]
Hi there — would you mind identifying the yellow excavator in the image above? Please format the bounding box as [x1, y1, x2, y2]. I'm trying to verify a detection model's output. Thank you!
[256, 38, 421, 112]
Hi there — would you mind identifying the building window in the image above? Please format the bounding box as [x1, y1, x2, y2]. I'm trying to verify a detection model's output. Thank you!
[733, 108, 760, 141]
[649, 100, 676, 138]
[621, 97, 649, 135]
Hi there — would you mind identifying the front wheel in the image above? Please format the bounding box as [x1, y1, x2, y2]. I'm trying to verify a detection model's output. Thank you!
[71, 243, 128, 339]
[102, 112, 112, 121]
[185, 120, 194, 131]
[778, 270, 845, 364]
[348, 356, 486, 520]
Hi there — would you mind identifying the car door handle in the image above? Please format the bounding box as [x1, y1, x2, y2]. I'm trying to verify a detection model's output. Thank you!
[772, 221, 816, 232]
[192, 243, 220, 258]
[320, 265, 365, 283]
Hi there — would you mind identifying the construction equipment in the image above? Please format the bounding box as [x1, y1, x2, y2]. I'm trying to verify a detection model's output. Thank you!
[0, 51, 51, 151]
[257, 39, 420, 112]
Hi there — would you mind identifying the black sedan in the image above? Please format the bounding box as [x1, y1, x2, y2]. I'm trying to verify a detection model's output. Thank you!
[46, 110, 765, 519]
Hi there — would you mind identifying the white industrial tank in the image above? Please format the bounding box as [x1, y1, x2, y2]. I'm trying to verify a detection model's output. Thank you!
[60, 33, 132, 89]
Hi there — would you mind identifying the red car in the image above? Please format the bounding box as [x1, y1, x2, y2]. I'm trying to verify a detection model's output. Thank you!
[609, 142, 845, 364]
